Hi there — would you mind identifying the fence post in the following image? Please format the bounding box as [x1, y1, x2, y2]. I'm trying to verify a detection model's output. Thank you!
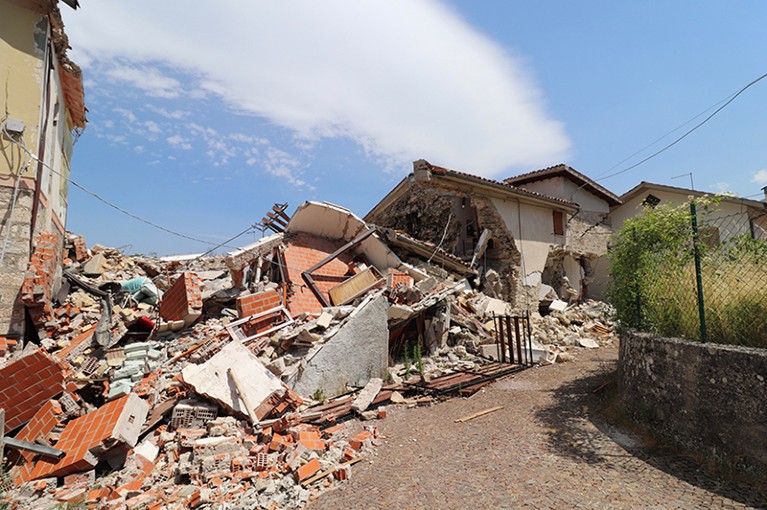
[690, 200, 708, 342]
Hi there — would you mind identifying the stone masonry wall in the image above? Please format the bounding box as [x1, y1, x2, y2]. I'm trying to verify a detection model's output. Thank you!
[620, 331, 767, 478]
[367, 181, 523, 306]
[0, 186, 34, 338]
[567, 210, 611, 257]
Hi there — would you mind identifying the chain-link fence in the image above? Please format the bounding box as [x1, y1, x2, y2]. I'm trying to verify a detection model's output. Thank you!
[609, 199, 767, 348]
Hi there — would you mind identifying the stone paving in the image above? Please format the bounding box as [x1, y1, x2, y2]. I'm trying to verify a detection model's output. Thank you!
[309, 345, 767, 510]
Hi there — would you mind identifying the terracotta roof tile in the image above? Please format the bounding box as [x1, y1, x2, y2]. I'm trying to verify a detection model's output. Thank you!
[503, 163, 621, 206]
[421, 161, 579, 208]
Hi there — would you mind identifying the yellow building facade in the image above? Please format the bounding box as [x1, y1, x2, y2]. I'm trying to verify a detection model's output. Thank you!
[0, 0, 85, 338]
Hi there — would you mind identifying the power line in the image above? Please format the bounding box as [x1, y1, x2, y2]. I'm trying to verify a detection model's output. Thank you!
[14, 139, 239, 248]
[597, 70, 767, 182]
[594, 95, 734, 180]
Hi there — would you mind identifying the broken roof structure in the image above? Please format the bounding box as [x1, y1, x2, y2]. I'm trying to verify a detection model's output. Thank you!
[365, 159, 618, 310]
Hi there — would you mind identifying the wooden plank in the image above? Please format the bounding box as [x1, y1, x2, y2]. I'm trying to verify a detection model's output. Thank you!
[454, 406, 504, 423]
[328, 267, 383, 306]
[228, 368, 259, 425]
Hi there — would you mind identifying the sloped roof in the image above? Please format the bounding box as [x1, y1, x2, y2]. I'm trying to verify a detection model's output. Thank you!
[504, 163, 621, 207]
[364, 160, 578, 223]
[620, 181, 767, 210]
[419, 160, 578, 208]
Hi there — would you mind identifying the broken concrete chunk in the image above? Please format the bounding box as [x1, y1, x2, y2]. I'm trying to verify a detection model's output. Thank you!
[549, 299, 569, 312]
[82, 253, 108, 276]
[578, 337, 599, 349]
[387, 304, 414, 322]
[293, 294, 389, 398]
[266, 357, 287, 376]
[315, 311, 333, 329]
[351, 378, 383, 414]
[480, 297, 508, 317]
[181, 341, 286, 420]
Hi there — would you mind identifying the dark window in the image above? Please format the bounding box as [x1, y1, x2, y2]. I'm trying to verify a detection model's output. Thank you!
[553, 210, 565, 236]
[643, 194, 661, 207]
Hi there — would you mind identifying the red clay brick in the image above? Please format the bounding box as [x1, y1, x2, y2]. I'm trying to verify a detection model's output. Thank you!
[294, 458, 322, 482]
[282, 233, 358, 316]
[236, 288, 283, 318]
[0, 349, 66, 432]
[160, 272, 202, 323]
[21, 394, 146, 482]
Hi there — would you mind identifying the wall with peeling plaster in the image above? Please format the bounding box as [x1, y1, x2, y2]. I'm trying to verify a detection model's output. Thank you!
[0, 0, 80, 337]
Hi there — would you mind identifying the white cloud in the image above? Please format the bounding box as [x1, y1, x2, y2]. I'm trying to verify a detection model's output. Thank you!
[113, 107, 137, 123]
[144, 121, 162, 134]
[146, 105, 190, 119]
[105, 64, 182, 99]
[263, 147, 307, 188]
[751, 169, 767, 184]
[166, 135, 192, 150]
[64, 1, 570, 177]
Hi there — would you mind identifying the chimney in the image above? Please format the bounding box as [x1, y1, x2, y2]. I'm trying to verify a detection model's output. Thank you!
[763, 185, 767, 202]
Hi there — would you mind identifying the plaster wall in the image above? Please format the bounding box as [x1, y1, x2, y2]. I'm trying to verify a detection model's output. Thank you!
[611, 189, 753, 242]
[490, 196, 563, 287]
[562, 179, 610, 213]
[0, 0, 45, 174]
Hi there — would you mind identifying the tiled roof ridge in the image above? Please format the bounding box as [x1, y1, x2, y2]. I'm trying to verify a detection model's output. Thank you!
[419, 160, 577, 207]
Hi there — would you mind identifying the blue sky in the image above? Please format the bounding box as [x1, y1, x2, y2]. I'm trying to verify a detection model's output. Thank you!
[61, 1, 767, 255]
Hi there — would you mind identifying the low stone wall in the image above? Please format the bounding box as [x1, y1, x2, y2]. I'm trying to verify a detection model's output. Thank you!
[620, 331, 767, 478]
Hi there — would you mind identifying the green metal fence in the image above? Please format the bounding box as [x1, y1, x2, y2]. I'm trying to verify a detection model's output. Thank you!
[613, 199, 767, 348]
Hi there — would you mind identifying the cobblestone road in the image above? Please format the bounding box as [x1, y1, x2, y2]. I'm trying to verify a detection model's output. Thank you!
[309, 345, 766, 510]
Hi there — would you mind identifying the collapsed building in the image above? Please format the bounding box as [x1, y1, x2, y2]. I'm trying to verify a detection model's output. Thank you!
[365, 160, 622, 311]
[0, 199, 616, 509]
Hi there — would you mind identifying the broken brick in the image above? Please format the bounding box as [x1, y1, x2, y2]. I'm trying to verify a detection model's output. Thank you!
[0, 348, 67, 433]
[294, 458, 322, 483]
[21, 393, 149, 482]
[236, 288, 283, 318]
[160, 271, 202, 324]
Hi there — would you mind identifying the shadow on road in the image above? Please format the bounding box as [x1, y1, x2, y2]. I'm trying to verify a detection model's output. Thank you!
[534, 359, 767, 509]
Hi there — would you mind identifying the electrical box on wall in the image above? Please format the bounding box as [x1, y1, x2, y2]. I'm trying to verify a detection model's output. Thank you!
[4, 118, 25, 135]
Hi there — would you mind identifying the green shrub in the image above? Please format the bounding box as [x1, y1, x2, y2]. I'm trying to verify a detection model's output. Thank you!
[607, 197, 767, 348]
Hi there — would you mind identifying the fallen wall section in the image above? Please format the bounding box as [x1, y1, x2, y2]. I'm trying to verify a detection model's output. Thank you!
[293, 294, 389, 398]
[620, 331, 767, 479]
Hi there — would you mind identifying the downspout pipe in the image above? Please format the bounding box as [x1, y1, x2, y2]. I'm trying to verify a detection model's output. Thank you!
[30, 27, 53, 251]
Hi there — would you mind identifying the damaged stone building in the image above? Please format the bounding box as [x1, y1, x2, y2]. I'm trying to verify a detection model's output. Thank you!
[0, 0, 87, 340]
[365, 160, 621, 311]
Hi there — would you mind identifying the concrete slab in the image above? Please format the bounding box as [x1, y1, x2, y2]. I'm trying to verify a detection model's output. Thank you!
[293, 294, 389, 398]
[181, 341, 285, 420]
[351, 378, 383, 414]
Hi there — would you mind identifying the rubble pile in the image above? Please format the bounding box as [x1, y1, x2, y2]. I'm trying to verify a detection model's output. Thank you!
[0, 202, 616, 509]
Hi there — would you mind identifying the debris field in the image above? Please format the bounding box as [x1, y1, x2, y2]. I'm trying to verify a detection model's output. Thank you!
[0, 201, 616, 509]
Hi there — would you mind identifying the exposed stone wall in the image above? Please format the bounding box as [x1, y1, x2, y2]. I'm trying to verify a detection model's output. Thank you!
[620, 331, 767, 478]
[471, 195, 522, 307]
[0, 186, 34, 338]
[567, 210, 611, 256]
[368, 184, 462, 253]
[368, 181, 523, 306]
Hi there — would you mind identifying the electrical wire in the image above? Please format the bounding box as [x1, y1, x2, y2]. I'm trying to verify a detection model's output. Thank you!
[597, 71, 767, 182]
[182, 224, 260, 267]
[594, 95, 735, 180]
[10, 137, 240, 248]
